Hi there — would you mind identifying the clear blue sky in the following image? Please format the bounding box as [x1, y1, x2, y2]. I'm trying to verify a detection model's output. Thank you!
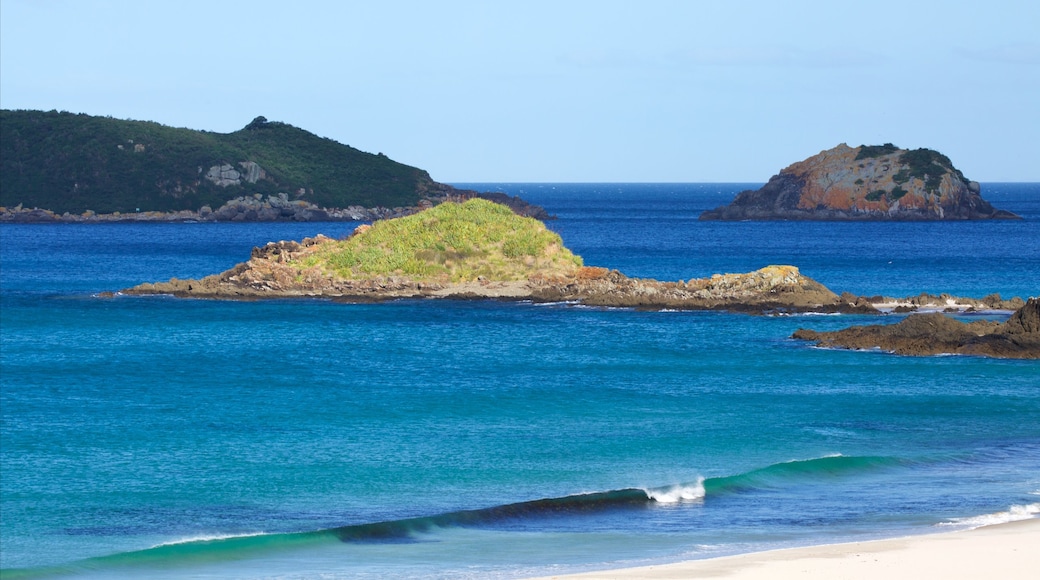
[2, 0, 1037, 182]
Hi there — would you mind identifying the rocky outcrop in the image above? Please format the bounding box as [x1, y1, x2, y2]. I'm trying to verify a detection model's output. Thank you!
[122, 209, 848, 315]
[792, 298, 1040, 359]
[700, 144, 1019, 220]
[204, 194, 334, 221]
[0, 190, 552, 223]
[0, 196, 396, 223]
[527, 265, 847, 312]
[862, 292, 1026, 313]
[205, 164, 244, 187]
[204, 161, 266, 187]
[124, 261, 849, 314]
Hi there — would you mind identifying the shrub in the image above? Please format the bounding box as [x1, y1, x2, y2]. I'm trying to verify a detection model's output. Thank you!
[855, 143, 900, 160]
[303, 199, 582, 282]
[897, 148, 967, 193]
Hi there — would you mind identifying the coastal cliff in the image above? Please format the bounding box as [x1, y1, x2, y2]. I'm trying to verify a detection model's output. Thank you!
[700, 144, 1019, 221]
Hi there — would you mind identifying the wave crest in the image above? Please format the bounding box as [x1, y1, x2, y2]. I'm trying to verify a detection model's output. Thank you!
[646, 478, 706, 503]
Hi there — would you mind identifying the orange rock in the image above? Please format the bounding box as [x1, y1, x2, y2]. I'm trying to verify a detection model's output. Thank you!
[701, 143, 1019, 221]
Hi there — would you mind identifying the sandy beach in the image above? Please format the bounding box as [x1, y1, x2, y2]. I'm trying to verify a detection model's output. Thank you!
[532, 518, 1039, 579]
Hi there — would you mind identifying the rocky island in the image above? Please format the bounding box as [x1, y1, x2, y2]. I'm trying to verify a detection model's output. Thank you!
[793, 298, 1040, 359]
[123, 198, 849, 313]
[700, 143, 1019, 221]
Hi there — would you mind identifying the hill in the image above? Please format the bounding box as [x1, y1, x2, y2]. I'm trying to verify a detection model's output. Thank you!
[700, 143, 1019, 220]
[0, 110, 447, 214]
[302, 198, 583, 283]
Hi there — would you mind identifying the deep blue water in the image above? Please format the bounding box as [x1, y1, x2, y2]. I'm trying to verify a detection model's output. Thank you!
[1, 183, 1038, 579]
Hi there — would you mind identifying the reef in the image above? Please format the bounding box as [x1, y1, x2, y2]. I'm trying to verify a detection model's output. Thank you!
[792, 298, 1040, 359]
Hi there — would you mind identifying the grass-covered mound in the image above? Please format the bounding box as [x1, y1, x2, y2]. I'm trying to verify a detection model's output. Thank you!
[302, 199, 583, 282]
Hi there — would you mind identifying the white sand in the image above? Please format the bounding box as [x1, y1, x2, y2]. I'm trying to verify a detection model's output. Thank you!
[531, 518, 1039, 579]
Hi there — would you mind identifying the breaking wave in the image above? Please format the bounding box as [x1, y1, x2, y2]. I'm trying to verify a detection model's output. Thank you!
[0, 454, 905, 577]
[938, 502, 1040, 529]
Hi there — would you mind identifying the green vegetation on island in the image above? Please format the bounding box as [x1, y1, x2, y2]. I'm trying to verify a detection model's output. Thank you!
[853, 143, 900, 160]
[302, 198, 583, 282]
[894, 148, 968, 192]
[0, 110, 441, 214]
[858, 144, 968, 198]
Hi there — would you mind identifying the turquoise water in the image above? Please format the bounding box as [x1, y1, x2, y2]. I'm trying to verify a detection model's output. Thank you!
[1, 184, 1038, 578]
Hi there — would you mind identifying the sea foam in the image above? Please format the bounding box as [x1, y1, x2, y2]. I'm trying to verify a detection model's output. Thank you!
[937, 502, 1040, 528]
[646, 478, 706, 503]
[150, 531, 270, 549]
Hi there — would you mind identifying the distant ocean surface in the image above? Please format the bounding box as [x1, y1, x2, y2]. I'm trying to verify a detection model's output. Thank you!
[2, 183, 1038, 579]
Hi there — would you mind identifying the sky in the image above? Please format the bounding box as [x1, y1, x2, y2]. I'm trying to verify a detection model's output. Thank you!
[1, 0, 1038, 182]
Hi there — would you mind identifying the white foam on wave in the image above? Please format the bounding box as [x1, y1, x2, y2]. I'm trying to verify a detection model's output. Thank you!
[151, 532, 272, 548]
[531, 300, 581, 307]
[646, 478, 705, 503]
[937, 502, 1040, 529]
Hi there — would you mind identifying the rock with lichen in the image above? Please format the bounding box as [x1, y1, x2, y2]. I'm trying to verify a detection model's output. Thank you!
[700, 143, 1019, 220]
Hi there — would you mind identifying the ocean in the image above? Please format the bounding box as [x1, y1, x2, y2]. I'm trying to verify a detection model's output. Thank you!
[1, 183, 1038, 579]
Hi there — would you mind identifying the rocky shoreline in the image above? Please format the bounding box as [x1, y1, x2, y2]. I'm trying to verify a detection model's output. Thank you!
[117, 236, 1026, 317]
[838, 292, 1025, 314]
[121, 250, 859, 314]
[793, 298, 1040, 359]
[0, 190, 553, 224]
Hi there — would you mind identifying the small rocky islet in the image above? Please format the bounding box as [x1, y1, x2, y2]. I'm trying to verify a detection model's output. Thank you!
[122, 197, 1038, 359]
[793, 298, 1040, 360]
[122, 198, 847, 313]
[700, 143, 1019, 221]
